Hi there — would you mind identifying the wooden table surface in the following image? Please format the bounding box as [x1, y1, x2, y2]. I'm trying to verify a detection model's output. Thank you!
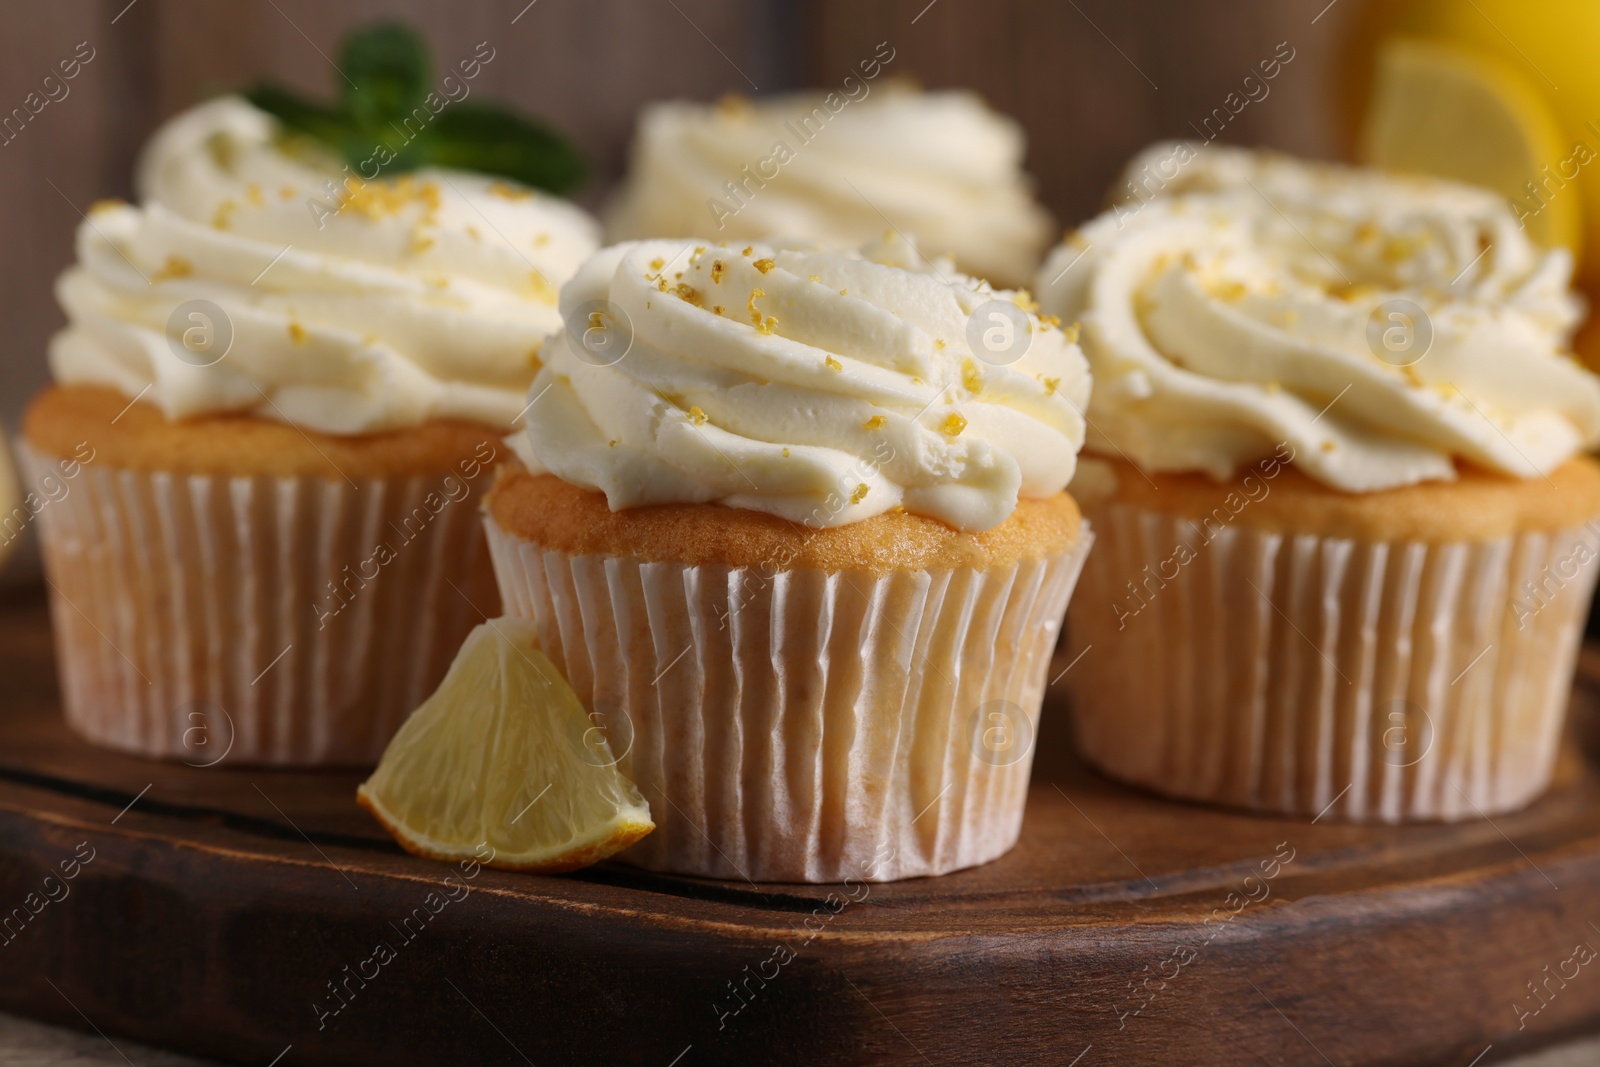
[8, 582, 1600, 1066]
[27, 1006, 1600, 1067]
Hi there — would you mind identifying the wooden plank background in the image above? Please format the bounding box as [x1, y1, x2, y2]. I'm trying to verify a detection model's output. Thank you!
[0, 0, 1362, 582]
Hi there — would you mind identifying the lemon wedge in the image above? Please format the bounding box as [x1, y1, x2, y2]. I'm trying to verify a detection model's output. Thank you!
[358, 617, 653, 872]
[1361, 36, 1580, 254]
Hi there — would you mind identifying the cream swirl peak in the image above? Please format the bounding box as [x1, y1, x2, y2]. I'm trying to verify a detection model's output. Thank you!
[605, 80, 1053, 288]
[524, 236, 1090, 532]
[1040, 143, 1600, 491]
[51, 96, 599, 434]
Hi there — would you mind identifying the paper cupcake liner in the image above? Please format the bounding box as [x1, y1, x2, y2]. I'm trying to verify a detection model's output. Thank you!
[485, 514, 1093, 883]
[1068, 501, 1600, 822]
[20, 443, 499, 766]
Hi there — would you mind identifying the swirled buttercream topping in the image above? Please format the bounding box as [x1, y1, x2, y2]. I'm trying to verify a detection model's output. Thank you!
[1039, 143, 1600, 491]
[51, 96, 599, 434]
[524, 235, 1090, 531]
[606, 83, 1053, 288]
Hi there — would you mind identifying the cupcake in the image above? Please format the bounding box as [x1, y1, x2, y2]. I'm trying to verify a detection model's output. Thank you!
[485, 235, 1093, 881]
[605, 80, 1053, 288]
[1040, 143, 1600, 822]
[22, 96, 599, 764]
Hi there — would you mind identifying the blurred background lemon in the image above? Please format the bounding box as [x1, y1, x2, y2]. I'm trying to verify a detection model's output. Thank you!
[1346, 0, 1600, 364]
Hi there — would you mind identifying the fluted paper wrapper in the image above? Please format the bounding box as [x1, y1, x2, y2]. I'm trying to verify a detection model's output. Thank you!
[1069, 502, 1600, 822]
[20, 444, 498, 765]
[485, 514, 1093, 883]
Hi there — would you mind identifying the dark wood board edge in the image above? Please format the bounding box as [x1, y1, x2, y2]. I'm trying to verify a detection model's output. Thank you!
[5, 776, 1600, 1066]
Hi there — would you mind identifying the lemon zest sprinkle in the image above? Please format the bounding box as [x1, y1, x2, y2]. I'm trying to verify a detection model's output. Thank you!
[962, 359, 983, 394]
[152, 255, 193, 282]
[748, 289, 776, 334]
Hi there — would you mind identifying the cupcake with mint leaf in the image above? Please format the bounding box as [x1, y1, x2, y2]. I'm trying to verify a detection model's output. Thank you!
[23, 24, 597, 765]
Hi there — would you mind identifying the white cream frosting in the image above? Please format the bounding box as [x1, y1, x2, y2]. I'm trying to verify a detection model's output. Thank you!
[525, 236, 1090, 532]
[50, 96, 599, 434]
[606, 83, 1053, 288]
[1040, 142, 1600, 491]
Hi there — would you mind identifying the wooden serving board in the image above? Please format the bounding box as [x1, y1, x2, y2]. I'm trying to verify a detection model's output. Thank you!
[4, 585, 1600, 1067]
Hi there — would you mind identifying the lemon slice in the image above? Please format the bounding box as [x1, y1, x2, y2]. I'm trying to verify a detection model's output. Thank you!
[1361, 36, 1580, 253]
[358, 617, 653, 872]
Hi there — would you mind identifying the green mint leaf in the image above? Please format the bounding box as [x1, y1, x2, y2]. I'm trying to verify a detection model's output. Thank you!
[243, 84, 355, 146]
[239, 21, 590, 196]
[421, 102, 586, 195]
[362, 129, 433, 174]
[340, 22, 429, 132]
